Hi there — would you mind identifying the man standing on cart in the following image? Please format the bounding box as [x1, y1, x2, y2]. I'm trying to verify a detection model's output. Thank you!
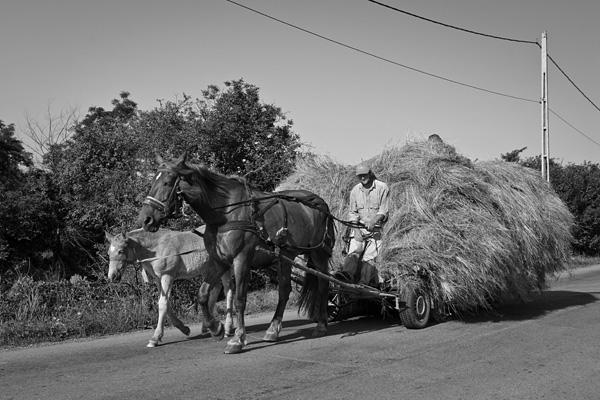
[338, 164, 390, 287]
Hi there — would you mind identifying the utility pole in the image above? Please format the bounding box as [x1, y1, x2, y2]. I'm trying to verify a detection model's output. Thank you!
[540, 31, 550, 183]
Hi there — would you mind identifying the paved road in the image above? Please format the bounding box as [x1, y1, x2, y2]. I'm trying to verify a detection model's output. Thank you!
[2, 266, 600, 400]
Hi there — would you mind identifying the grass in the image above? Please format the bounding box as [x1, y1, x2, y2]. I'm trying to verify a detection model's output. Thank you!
[0, 271, 301, 349]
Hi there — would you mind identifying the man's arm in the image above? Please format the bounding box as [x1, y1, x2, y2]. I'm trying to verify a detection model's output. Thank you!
[348, 186, 360, 222]
[347, 186, 364, 240]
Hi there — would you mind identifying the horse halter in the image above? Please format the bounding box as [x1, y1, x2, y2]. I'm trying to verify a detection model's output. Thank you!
[143, 170, 182, 217]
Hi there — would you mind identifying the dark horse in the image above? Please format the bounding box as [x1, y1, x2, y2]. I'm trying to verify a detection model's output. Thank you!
[138, 154, 335, 354]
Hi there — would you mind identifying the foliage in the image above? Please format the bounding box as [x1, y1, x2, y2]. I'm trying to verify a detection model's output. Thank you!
[0, 169, 64, 282]
[2, 80, 302, 281]
[0, 122, 55, 282]
[198, 79, 300, 191]
[0, 272, 297, 348]
[0, 120, 32, 190]
[500, 146, 527, 163]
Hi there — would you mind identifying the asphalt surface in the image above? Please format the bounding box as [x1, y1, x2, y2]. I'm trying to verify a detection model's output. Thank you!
[1, 265, 599, 400]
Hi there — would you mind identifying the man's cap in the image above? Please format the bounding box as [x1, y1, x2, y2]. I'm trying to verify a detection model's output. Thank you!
[355, 164, 371, 175]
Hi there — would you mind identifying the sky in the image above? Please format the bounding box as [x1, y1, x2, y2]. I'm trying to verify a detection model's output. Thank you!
[1, 0, 599, 166]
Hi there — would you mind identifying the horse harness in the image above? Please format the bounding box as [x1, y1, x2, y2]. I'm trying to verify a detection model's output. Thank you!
[215, 185, 333, 255]
[142, 166, 362, 255]
[143, 170, 182, 217]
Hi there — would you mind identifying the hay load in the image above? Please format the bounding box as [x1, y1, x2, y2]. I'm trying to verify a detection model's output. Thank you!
[279, 138, 574, 313]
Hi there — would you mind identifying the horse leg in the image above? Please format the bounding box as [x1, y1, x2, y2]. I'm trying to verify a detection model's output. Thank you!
[200, 279, 223, 334]
[308, 251, 330, 338]
[222, 272, 235, 337]
[198, 259, 230, 340]
[224, 256, 250, 354]
[148, 275, 173, 347]
[164, 281, 190, 336]
[198, 281, 225, 340]
[263, 260, 292, 342]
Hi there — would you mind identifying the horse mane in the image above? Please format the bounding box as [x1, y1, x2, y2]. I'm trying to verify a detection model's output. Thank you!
[180, 163, 248, 206]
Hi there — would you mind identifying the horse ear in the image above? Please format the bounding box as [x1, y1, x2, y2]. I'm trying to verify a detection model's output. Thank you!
[155, 153, 164, 165]
[105, 231, 113, 242]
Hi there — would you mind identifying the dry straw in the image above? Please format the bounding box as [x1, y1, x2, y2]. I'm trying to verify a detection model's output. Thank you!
[279, 138, 573, 313]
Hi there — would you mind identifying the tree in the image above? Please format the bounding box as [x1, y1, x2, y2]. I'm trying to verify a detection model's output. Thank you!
[551, 162, 600, 255]
[2, 82, 303, 279]
[43, 92, 144, 277]
[500, 146, 527, 163]
[0, 169, 64, 281]
[23, 104, 79, 163]
[0, 121, 61, 281]
[199, 79, 301, 190]
[0, 121, 32, 189]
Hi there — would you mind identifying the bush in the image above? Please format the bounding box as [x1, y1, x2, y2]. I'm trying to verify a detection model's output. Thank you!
[0, 276, 156, 346]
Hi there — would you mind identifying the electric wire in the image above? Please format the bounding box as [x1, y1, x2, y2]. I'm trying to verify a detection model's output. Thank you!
[366, 0, 540, 46]
[547, 54, 600, 113]
[368, 0, 600, 115]
[549, 108, 600, 148]
[225, 0, 600, 147]
[367, 0, 600, 136]
[223, 0, 538, 103]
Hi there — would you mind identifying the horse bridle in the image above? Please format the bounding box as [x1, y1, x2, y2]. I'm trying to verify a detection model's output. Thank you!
[143, 169, 182, 217]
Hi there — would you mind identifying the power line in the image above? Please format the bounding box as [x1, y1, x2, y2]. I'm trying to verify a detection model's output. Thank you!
[547, 54, 600, 113]
[550, 108, 600, 148]
[366, 0, 539, 46]
[224, 0, 538, 104]
[368, 0, 600, 116]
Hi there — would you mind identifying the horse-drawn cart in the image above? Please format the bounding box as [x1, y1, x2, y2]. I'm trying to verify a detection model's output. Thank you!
[257, 247, 436, 330]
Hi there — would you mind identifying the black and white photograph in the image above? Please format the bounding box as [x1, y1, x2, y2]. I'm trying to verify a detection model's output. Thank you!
[1, 1, 599, 399]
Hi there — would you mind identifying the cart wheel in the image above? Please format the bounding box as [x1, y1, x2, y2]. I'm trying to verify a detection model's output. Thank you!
[399, 280, 431, 329]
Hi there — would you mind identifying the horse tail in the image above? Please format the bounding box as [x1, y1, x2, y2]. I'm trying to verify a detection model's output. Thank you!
[298, 261, 324, 321]
[298, 198, 336, 322]
[298, 210, 334, 322]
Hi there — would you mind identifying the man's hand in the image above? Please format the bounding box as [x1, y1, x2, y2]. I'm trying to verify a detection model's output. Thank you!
[365, 215, 382, 231]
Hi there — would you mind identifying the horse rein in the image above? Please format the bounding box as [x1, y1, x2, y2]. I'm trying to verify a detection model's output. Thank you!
[109, 246, 202, 264]
[135, 248, 201, 264]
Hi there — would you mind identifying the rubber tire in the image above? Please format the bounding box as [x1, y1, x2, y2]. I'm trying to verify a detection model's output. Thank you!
[399, 280, 431, 329]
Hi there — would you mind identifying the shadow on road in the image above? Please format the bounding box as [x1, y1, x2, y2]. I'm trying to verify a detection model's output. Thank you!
[459, 290, 598, 324]
[161, 289, 598, 350]
[225, 315, 400, 354]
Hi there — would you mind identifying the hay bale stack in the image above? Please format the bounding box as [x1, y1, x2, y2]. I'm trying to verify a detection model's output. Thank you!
[279, 139, 573, 313]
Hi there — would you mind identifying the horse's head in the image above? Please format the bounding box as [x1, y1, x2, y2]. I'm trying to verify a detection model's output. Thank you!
[139, 153, 188, 232]
[105, 231, 131, 282]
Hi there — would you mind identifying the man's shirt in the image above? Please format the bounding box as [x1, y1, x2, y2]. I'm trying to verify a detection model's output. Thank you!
[348, 179, 390, 224]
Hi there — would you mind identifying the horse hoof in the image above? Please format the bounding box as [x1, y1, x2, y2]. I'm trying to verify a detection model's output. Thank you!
[147, 340, 158, 348]
[224, 342, 244, 354]
[311, 327, 327, 338]
[182, 326, 191, 336]
[263, 331, 279, 342]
